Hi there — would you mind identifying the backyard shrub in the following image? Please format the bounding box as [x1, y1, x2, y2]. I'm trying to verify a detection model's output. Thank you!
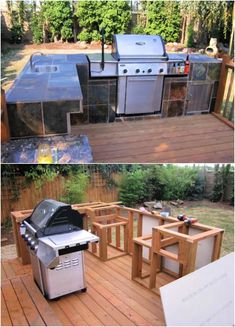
[61, 172, 89, 204]
[187, 23, 195, 48]
[42, 0, 73, 42]
[119, 170, 147, 207]
[159, 166, 198, 200]
[30, 13, 43, 44]
[119, 166, 203, 206]
[143, 165, 166, 201]
[9, 23, 23, 43]
[187, 170, 206, 200]
[145, 1, 181, 42]
[75, 0, 131, 44]
[211, 164, 233, 202]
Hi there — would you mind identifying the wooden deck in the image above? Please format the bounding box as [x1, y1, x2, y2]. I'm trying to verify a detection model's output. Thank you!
[72, 114, 234, 163]
[1, 250, 175, 326]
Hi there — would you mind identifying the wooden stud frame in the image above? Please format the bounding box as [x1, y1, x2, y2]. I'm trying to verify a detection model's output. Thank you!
[149, 221, 224, 289]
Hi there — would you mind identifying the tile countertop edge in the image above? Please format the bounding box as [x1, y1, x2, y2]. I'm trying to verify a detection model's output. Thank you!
[6, 54, 86, 103]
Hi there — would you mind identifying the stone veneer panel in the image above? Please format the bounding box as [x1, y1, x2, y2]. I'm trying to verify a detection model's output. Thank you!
[8, 102, 43, 137]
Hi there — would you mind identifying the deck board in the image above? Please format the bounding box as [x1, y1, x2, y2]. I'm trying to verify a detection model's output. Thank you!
[72, 114, 234, 162]
[1, 252, 169, 326]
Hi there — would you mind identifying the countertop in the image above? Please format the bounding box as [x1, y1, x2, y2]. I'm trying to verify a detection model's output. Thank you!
[167, 53, 222, 63]
[87, 52, 222, 64]
[6, 54, 88, 103]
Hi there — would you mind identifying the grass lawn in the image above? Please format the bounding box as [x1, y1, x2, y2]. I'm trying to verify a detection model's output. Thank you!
[171, 200, 234, 257]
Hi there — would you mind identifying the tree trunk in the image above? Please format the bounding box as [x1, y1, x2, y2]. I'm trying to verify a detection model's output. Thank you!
[181, 16, 187, 44]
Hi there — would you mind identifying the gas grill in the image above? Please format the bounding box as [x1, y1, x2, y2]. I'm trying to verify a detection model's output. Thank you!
[20, 199, 99, 299]
[88, 33, 186, 116]
[111, 34, 185, 115]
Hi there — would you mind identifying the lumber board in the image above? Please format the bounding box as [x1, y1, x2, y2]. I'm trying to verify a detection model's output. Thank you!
[85, 281, 135, 326]
[86, 257, 164, 325]
[11, 277, 45, 326]
[1, 289, 12, 326]
[86, 272, 152, 326]
[72, 114, 233, 163]
[1, 279, 29, 326]
[21, 274, 62, 326]
[78, 291, 120, 325]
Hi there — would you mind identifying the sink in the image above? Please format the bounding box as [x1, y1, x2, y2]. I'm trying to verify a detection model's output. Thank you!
[33, 65, 59, 73]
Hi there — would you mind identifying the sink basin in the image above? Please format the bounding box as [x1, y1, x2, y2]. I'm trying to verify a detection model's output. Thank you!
[33, 65, 59, 73]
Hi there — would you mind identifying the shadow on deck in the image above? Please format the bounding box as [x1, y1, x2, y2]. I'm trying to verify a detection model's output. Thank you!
[1, 249, 172, 326]
[72, 114, 234, 163]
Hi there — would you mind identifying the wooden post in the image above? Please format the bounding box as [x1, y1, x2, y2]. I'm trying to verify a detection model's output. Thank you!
[149, 252, 160, 289]
[1, 88, 10, 142]
[116, 226, 120, 248]
[99, 227, 108, 261]
[214, 55, 233, 114]
[137, 213, 143, 237]
[212, 231, 224, 261]
[123, 224, 129, 253]
[181, 240, 198, 276]
[131, 242, 142, 279]
[128, 210, 134, 254]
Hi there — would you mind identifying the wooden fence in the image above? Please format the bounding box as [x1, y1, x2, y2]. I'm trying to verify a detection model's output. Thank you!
[213, 55, 234, 127]
[1, 173, 119, 224]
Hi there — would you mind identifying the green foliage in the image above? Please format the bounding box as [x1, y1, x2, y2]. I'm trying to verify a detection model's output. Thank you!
[180, 0, 233, 44]
[7, 1, 25, 43]
[61, 172, 89, 204]
[119, 170, 147, 207]
[187, 23, 195, 47]
[187, 170, 206, 200]
[145, 1, 181, 42]
[9, 23, 23, 43]
[211, 164, 233, 202]
[132, 24, 145, 35]
[119, 165, 200, 206]
[78, 29, 91, 42]
[75, 0, 131, 43]
[24, 165, 58, 189]
[30, 12, 43, 44]
[159, 166, 198, 200]
[143, 165, 165, 200]
[42, 0, 73, 41]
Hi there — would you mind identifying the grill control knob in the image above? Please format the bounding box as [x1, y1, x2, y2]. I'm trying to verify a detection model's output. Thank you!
[27, 236, 32, 245]
[148, 68, 152, 73]
[30, 241, 36, 250]
[135, 69, 140, 73]
[23, 233, 29, 240]
[159, 68, 164, 73]
[123, 69, 128, 74]
[34, 245, 39, 252]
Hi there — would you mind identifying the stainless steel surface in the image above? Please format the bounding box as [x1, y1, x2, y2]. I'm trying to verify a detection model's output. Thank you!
[112, 34, 167, 60]
[37, 230, 99, 268]
[112, 34, 170, 115]
[21, 199, 99, 299]
[40, 251, 85, 299]
[89, 61, 117, 77]
[118, 62, 167, 76]
[30, 52, 44, 72]
[30, 250, 45, 294]
[117, 75, 164, 114]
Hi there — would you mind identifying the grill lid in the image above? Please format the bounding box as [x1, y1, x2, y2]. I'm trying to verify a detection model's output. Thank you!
[112, 34, 167, 61]
[26, 199, 83, 237]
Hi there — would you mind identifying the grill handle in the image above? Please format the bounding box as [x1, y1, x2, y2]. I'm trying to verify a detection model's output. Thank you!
[23, 220, 37, 235]
[100, 28, 105, 71]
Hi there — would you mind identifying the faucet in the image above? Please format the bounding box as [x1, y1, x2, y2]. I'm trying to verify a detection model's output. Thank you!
[30, 52, 44, 71]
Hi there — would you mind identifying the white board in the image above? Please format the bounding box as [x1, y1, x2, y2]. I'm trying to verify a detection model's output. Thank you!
[160, 252, 234, 326]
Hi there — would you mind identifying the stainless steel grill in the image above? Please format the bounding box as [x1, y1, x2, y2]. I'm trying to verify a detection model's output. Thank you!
[112, 34, 170, 115]
[20, 199, 99, 299]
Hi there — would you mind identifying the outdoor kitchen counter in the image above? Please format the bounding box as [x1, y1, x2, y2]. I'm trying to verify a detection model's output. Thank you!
[168, 53, 222, 63]
[6, 54, 86, 103]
